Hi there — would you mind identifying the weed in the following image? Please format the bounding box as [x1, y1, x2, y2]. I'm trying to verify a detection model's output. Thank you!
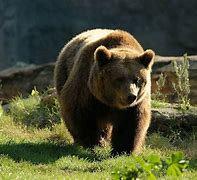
[112, 152, 189, 180]
[152, 73, 167, 102]
[146, 133, 173, 150]
[151, 73, 168, 109]
[8, 88, 61, 129]
[173, 54, 190, 112]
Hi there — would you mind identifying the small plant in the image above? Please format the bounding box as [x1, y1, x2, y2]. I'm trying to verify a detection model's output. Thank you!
[173, 54, 190, 111]
[153, 73, 167, 102]
[112, 152, 189, 180]
[151, 73, 168, 109]
[165, 151, 189, 176]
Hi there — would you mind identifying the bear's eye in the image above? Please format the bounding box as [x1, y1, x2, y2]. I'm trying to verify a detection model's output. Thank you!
[135, 77, 144, 86]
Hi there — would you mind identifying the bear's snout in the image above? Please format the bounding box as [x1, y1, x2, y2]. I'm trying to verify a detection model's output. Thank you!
[127, 94, 137, 104]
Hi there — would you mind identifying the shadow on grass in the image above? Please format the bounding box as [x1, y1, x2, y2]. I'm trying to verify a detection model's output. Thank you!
[0, 142, 98, 165]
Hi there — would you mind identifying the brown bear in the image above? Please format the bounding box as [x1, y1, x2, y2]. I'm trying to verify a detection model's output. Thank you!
[54, 29, 155, 154]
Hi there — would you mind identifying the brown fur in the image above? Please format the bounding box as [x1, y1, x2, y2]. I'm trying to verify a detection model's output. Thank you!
[54, 29, 155, 154]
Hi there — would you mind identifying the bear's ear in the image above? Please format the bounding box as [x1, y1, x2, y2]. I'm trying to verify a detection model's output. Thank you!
[94, 46, 111, 66]
[138, 49, 155, 69]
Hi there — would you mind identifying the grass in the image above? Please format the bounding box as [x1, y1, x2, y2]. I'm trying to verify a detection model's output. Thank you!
[0, 93, 196, 179]
[151, 100, 169, 109]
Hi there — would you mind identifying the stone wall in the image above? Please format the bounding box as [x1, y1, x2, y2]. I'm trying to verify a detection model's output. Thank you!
[0, 0, 197, 70]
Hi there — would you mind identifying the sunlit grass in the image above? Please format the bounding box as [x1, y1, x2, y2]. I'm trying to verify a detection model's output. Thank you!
[151, 99, 169, 109]
[0, 93, 196, 179]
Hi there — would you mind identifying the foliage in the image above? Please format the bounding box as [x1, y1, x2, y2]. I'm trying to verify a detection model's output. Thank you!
[165, 152, 189, 176]
[173, 54, 190, 112]
[112, 152, 189, 180]
[152, 73, 167, 102]
[7, 88, 61, 129]
[151, 100, 168, 108]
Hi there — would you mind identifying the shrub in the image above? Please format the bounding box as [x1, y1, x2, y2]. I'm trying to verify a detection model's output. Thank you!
[112, 152, 189, 180]
[173, 54, 190, 112]
[8, 89, 61, 129]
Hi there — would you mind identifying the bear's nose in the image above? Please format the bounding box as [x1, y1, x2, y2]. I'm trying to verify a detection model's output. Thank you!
[127, 94, 137, 104]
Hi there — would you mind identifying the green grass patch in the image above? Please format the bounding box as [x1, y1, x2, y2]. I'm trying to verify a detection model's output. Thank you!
[151, 100, 169, 108]
[7, 89, 60, 129]
[0, 93, 196, 179]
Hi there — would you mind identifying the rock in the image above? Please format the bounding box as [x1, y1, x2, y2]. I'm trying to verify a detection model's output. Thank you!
[149, 104, 197, 133]
[0, 63, 54, 102]
[0, 0, 197, 70]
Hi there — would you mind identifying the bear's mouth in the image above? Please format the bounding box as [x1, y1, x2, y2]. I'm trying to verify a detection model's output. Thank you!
[115, 99, 137, 109]
[128, 100, 138, 107]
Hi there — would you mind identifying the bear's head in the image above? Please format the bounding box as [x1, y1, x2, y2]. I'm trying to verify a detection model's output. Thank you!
[88, 45, 155, 109]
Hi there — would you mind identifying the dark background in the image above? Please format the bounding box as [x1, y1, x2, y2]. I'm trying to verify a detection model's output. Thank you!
[0, 0, 197, 70]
